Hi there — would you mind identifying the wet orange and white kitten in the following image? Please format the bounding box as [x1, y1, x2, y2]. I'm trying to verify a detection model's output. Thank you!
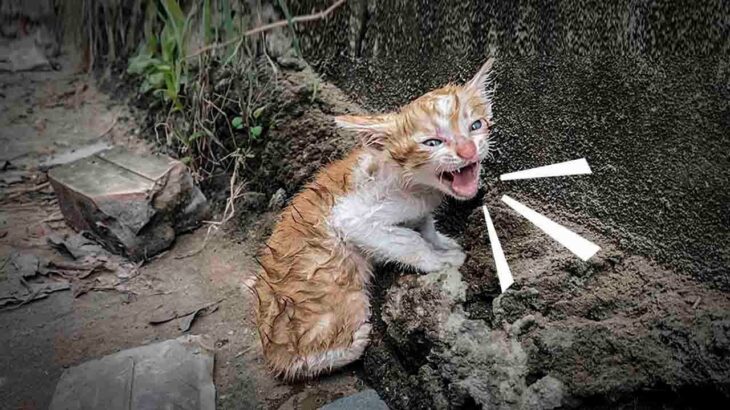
[253, 59, 495, 379]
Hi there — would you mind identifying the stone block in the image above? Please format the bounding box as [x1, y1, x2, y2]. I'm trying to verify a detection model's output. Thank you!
[319, 390, 389, 410]
[48, 147, 208, 260]
[48, 335, 215, 410]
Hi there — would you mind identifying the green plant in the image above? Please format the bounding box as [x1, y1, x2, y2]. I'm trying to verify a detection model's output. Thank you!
[127, 0, 348, 187]
[201, 0, 212, 45]
[231, 103, 266, 140]
[128, 0, 192, 110]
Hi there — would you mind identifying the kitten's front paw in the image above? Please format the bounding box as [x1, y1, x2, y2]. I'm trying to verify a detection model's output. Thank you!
[415, 249, 466, 272]
[432, 233, 462, 252]
[415, 252, 459, 273]
[437, 248, 466, 268]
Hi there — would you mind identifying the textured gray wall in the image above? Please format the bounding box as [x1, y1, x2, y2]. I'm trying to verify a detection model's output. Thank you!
[292, 0, 730, 288]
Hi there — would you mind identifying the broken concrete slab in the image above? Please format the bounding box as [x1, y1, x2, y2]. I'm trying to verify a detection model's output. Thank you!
[48, 147, 209, 260]
[319, 389, 389, 410]
[48, 335, 215, 410]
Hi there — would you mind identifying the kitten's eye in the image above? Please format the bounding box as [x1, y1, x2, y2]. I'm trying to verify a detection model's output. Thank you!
[422, 139, 443, 147]
[470, 120, 483, 131]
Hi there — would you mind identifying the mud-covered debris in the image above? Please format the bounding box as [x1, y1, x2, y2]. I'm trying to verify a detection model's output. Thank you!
[47, 232, 105, 260]
[371, 263, 564, 410]
[149, 300, 222, 333]
[8, 253, 41, 278]
[48, 147, 209, 260]
[0, 252, 70, 308]
[0, 170, 26, 186]
[178, 303, 220, 332]
[366, 213, 730, 409]
[45, 259, 109, 279]
[0, 240, 143, 308]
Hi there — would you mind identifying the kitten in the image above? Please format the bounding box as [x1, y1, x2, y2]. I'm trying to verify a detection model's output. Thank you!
[252, 58, 495, 380]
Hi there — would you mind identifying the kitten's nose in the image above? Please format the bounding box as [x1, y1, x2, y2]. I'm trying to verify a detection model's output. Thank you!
[455, 139, 477, 161]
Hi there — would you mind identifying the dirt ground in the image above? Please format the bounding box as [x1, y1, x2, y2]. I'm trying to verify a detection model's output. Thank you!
[0, 54, 361, 410]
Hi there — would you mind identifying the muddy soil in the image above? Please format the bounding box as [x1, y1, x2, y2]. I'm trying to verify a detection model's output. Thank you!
[0, 53, 362, 409]
[361, 193, 730, 409]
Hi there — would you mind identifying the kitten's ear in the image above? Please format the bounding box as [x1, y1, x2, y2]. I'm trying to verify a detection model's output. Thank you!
[465, 57, 495, 98]
[335, 114, 396, 149]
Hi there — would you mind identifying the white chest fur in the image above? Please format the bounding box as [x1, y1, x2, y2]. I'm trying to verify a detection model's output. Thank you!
[328, 152, 464, 272]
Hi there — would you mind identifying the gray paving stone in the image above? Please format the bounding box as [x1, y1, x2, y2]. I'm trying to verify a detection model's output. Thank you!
[49, 335, 215, 410]
[319, 389, 389, 410]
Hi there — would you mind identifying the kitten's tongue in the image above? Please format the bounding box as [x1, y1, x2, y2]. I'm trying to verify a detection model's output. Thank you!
[451, 164, 478, 197]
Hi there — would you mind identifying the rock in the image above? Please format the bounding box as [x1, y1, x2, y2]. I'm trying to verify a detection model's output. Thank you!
[319, 389, 389, 410]
[48, 147, 209, 261]
[48, 335, 215, 410]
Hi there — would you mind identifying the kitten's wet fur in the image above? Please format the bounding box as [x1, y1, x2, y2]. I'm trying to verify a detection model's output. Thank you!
[251, 59, 495, 379]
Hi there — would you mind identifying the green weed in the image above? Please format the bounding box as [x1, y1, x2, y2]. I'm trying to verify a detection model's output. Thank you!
[128, 0, 192, 111]
[126, 0, 300, 193]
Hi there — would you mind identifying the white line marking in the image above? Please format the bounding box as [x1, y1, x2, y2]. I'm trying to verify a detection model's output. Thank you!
[500, 158, 592, 181]
[482, 205, 514, 293]
[501, 195, 600, 261]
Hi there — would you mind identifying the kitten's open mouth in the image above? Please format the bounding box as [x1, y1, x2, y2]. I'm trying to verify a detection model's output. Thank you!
[439, 162, 480, 198]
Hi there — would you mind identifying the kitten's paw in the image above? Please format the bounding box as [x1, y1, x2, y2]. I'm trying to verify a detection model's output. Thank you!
[415, 249, 466, 272]
[415, 253, 458, 273]
[433, 233, 462, 252]
[438, 248, 466, 268]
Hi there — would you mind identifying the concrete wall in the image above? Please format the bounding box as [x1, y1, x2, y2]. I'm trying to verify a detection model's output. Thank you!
[292, 0, 730, 288]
